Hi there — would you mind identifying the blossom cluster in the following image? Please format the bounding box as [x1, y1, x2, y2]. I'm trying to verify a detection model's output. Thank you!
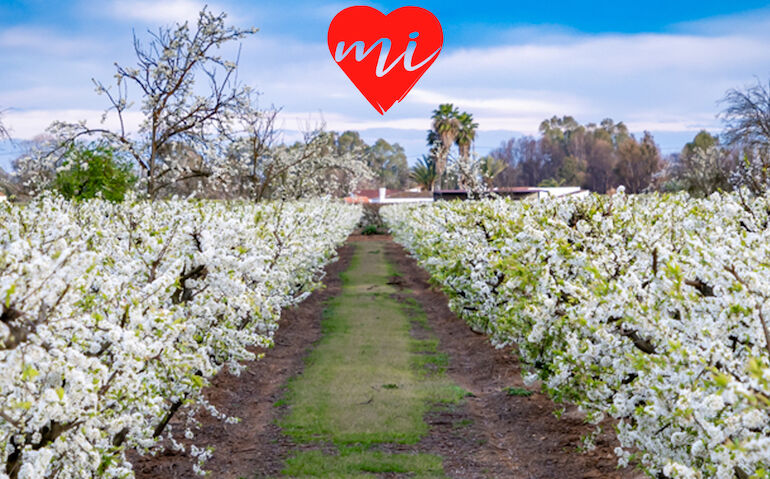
[383, 190, 770, 478]
[0, 196, 360, 478]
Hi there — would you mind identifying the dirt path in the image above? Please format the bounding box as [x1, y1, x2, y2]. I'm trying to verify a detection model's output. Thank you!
[134, 236, 642, 478]
[274, 238, 467, 477]
[383, 239, 641, 479]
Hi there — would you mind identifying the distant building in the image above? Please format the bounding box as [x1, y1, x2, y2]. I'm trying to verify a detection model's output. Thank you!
[346, 187, 433, 204]
[433, 186, 589, 201]
[346, 186, 589, 204]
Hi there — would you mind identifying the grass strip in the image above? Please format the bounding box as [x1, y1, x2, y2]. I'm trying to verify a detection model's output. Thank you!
[275, 241, 468, 477]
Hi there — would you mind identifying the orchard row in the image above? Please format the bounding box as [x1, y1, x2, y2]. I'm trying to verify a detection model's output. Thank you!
[383, 191, 770, 479]
[0, 196, 360, 478]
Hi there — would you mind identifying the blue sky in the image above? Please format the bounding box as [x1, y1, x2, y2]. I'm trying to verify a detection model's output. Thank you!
[2, 0, 770, 170]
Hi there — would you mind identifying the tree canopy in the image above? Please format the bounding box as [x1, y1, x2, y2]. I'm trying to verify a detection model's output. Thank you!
[53, 145, 136, 202]
[490, 116, 662, 193]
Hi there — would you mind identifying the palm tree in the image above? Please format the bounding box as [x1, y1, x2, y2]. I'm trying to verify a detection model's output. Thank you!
[479, 155, 506, 188]
[428, 103, 460, 190]
[410, 155, 437, 191]
[455, 112, 478, 159]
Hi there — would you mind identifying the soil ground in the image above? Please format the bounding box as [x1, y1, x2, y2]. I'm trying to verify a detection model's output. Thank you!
[133, 235, 644, 479]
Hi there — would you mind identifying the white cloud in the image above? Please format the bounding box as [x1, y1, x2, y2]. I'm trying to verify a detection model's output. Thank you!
[109, 0, 206, 23]
[4, 4, 770, 161]
[0, 87, 103, 111]
[408, 89, 586, 116]
[241, 20, 770, 148]
[411, 27, 770, 141]
[0, 27, 96, 56]
[276, 111, 430, 132]
[622, 110, 720, 133]
[3, 109, 144, 139]
[432, 33, 768, 84]
[671, 7, 770, 36]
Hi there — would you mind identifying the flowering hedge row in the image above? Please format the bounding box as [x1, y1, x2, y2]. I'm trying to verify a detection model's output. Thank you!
[0, 196, 360, 478]
[382, 191, 770, 479]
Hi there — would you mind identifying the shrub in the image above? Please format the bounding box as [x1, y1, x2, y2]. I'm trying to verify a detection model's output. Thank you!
[53, 145, 136, 201]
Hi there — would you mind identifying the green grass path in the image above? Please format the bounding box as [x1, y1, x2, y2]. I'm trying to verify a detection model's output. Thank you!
[275, 240, 466, 478]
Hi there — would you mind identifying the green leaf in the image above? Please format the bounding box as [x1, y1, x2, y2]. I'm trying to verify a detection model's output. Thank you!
[21, 365, 39, 381]
[4, 283, 15, 308]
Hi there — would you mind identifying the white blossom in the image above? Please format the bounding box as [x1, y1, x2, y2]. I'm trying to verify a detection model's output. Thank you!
[382, 189, 770, 477]
[0, 194, 361, 477]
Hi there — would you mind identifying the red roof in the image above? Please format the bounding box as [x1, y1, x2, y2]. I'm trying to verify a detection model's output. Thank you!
[352, 189, 383, 199]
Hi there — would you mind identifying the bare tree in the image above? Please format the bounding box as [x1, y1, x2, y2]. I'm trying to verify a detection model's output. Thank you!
[489, 136, 550, 187]
[720, 78, 770, 195]
[722, 79, 770, 151]
[221, 92, 282, 200]
[223, 115, 373, 200]
[20, 8, 257, 199]
[668, 131, 735, 196]
[0, 112, 16, 196]
[676, 145, 736, 196]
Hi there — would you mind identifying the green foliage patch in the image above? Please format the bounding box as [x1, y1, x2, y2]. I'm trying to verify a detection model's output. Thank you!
[53, 144, 136, 202]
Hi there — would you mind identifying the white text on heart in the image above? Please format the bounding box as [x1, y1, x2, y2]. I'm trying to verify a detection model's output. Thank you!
[334, 32, 440, 77]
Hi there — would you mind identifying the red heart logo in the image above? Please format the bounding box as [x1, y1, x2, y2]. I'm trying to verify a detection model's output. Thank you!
[327, 6, 443, 115]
